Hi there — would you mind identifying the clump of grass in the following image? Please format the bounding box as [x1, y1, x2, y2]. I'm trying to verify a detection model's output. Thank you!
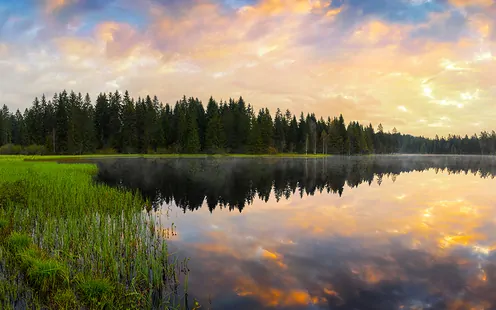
[52, 288, 78, 309]
[26, 258, 69, 293]
[17, 247, 43, 271]
[0, 180, 27, 208]
[77, 277, 114, 307]
[0, 219, 8, 230]
[0, 219, 9, 240]
[6, 232, 31, 253]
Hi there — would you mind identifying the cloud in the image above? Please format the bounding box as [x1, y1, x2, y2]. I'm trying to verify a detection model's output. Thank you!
[46, 0, 116, 21]
[0, 0, 495, 137]
[410, 10, 468, 42]
[330, 0, 449, 24]
[449, 0, 495, 7]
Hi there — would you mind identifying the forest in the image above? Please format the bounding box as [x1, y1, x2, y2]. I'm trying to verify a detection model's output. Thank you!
[0, 89, 493, 155]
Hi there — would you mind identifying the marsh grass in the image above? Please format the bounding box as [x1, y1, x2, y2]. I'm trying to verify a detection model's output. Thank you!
[0, 157, 189, 309]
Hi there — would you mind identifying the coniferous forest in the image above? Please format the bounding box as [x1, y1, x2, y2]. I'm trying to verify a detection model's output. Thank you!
[0, 90, 493, 155]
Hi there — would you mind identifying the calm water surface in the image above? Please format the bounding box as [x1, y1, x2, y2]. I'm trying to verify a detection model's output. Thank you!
[97, 156, 496, 310]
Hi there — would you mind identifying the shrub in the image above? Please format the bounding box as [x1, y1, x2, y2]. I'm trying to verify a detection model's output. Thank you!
[0, 144, 22, 155]
[95, 148, 118, 155]
[267, 146, 278, 155]
[22, 145, 47, 155]
[155, 147, 172, 154]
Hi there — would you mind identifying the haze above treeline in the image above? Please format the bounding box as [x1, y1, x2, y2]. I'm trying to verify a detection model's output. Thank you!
[0, 90, 494, 155]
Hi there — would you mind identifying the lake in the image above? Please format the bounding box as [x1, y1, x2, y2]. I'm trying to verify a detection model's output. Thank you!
[95, 156, 496, 310]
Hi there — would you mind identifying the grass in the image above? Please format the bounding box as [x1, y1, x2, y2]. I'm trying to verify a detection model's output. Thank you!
[0, 156, 188, 309]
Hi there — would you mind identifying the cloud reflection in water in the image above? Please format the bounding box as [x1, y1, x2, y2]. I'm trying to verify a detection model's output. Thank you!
[96, 156, 496, 309]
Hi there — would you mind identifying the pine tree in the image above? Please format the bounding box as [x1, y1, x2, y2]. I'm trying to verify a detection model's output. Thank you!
[184, 111, 200, 154]
[205, 97, 224, 153]
[120, 90, 137, 153]
[337, 115, 347, 154]
[55, 91, 69, 153]
[94, 93, 110, 149]
[258, 108, 273, 152]
[81, 93, 95, 153]
[248, 113, 263, 154]
[287, 116, 298, 153]
[108, 90, 122, 150]
[273, 108, 286, 152]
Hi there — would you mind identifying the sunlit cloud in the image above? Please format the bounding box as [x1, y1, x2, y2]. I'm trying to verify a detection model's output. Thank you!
[0, 0, 495, 137]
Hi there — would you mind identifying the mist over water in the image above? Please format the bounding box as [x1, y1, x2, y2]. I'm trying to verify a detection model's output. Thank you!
[95, 156, 496, 309]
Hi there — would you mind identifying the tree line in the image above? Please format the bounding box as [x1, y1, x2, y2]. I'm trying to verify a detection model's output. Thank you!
[0, 89, 494, 155]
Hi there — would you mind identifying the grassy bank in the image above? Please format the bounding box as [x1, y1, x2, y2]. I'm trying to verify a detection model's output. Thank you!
[18, 153, 332, 163]
[0, 158, 190, 309]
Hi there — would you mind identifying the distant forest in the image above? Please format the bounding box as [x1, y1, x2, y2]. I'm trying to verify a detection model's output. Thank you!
[0, 90, 493, 155]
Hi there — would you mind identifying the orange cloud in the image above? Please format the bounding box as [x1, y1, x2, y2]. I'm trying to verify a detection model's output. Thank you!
[348, 20, 409, 45]
[449, 0, 494, 7]
[0, 44, 8, 57]
[235, 276, 316, 308]
[45, 0, 71, 13]
[251, 0, 331, 15]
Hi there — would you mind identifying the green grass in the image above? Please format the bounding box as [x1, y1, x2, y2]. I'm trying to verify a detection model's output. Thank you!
[0, 157, 188, 309]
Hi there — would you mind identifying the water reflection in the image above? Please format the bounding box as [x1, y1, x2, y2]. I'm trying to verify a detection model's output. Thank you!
[96, 156, 496, 309]
[97, 155, 496, 213]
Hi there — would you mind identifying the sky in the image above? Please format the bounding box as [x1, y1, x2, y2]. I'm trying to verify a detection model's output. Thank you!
[0, 0, 495, 137]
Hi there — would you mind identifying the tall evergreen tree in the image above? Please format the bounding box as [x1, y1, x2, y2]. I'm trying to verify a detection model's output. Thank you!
[55, 91, 69, 153]
[94, 93, 110, 149]
[120, 91, 137, 153]
[205, 97, 225, 153]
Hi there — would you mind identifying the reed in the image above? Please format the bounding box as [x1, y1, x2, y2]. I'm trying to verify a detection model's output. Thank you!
[0, 157, 188, 309]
